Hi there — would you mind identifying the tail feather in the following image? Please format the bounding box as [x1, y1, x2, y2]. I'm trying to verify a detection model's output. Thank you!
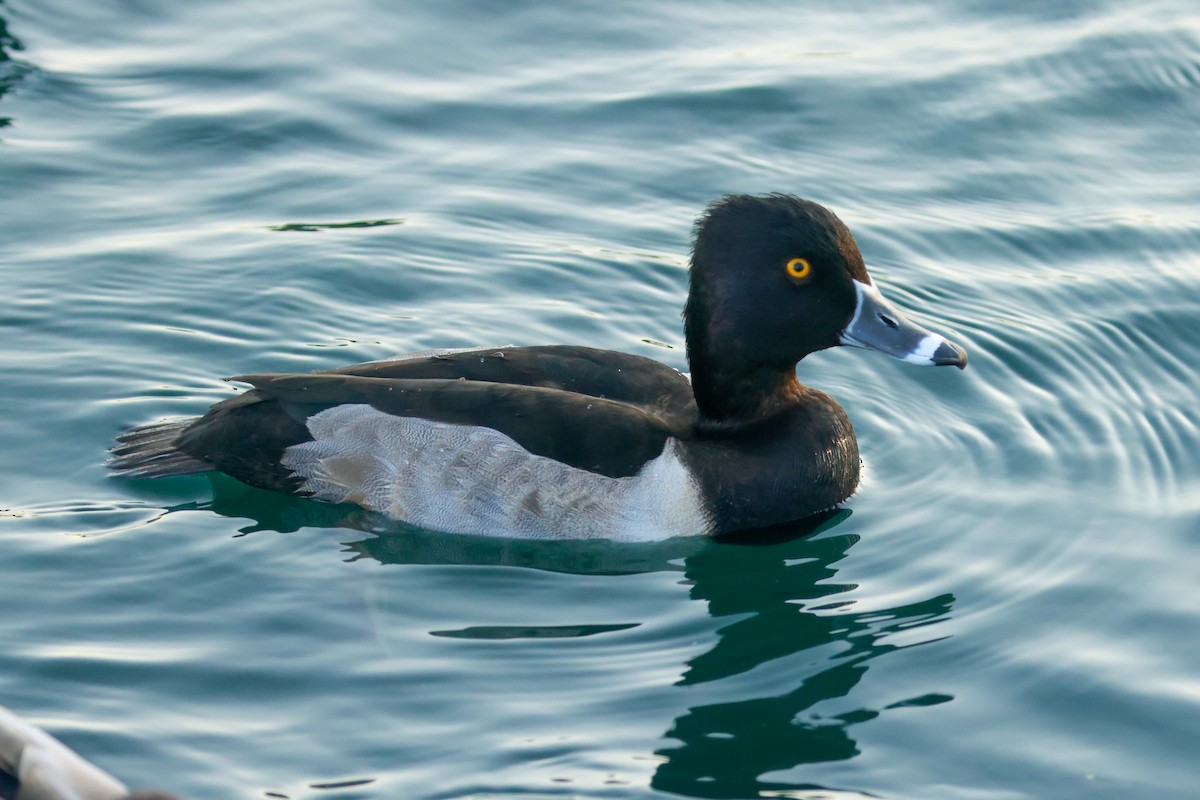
[108, 418, 211, 478]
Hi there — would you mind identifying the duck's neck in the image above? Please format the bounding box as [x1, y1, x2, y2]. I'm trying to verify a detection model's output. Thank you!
[687, 348, 804, 426]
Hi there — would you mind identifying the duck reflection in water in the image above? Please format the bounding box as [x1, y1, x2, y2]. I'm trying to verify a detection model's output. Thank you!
[0, 1, 30, 131]
[653, 520, 955, 799]
[175, 481, 955, 798]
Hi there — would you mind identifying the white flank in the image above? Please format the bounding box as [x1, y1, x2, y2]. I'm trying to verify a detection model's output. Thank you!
[281, 405, 712, 541]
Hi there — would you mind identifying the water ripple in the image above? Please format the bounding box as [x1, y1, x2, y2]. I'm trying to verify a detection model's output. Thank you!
[4, 0, 1200, 797]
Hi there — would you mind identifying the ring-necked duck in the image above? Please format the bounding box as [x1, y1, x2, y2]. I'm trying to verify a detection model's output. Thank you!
[0, 704, 180, 800]
[111, 194, 966, 540]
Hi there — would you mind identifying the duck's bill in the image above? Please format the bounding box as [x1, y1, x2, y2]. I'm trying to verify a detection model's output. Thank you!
[839, 279, 968, 369]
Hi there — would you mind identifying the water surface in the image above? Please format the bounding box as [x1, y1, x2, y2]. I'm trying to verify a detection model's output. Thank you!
[2, 1, 1199, 798]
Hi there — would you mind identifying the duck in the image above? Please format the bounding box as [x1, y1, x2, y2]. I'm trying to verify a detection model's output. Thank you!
[0, 704, 180, 800]
[110, 194, 967, 540]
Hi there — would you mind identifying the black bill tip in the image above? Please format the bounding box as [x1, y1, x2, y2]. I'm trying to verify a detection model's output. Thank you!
[932, 339, 968, 369]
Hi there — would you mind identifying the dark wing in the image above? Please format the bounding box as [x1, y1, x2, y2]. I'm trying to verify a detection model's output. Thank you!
[160, 345, 696, 492]
[200, 373, 697, 479]
[330, 345, 696, 418]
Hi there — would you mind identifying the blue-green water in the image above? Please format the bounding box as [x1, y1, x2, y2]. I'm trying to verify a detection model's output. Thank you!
[2, 1, 1199, 797]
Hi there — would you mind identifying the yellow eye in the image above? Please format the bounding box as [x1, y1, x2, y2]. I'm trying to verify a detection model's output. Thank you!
[786, 257, 812, 281]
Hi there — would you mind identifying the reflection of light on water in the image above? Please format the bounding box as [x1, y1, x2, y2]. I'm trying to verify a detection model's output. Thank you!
[1, 500, 171, 538]
[31, 641, 194, 663]
[760, 791, 878, 800]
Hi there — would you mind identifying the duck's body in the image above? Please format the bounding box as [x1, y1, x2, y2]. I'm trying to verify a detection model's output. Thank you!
[115, 345, 856, 539]
[111, 195, 965, 539]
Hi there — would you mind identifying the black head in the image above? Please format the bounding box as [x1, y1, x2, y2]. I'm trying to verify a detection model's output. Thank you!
[685, 194, 868, 369]
[683, 194, 966, 422]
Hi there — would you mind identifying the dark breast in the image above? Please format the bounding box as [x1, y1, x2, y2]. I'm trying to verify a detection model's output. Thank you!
[678, 389, 860, 534]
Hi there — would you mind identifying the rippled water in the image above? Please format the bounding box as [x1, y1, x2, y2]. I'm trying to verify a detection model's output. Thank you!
[2, 1, 1199, 798]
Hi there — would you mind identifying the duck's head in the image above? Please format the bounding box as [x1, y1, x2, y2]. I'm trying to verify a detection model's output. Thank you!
[684, 194, 967, 421]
